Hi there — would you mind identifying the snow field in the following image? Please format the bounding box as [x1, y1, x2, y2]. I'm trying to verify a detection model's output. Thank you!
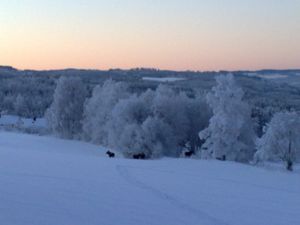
[0, 131, 299, 225]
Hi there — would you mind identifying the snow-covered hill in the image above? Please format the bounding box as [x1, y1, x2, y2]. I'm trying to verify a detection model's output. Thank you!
[0, 131, 299, 225]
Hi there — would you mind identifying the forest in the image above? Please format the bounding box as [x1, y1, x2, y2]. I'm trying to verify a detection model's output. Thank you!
[1, 66, 300, 170]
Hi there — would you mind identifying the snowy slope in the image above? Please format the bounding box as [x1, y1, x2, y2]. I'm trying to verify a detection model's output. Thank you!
[0, 131, 299, 225]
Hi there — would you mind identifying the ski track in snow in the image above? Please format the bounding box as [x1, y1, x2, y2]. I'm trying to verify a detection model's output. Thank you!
[116, 165, 230, 225]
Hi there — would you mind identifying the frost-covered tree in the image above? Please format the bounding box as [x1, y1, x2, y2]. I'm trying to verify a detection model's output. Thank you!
[152, 86, 190, 156]
[255, 111, 300, 171]
[184, 93, 211, 152]
[199, 74, 256, 162]
[107, 85, 210, 158]
[141, 116, 175, 157]
[14, 94, 27, 116]
[107, 90, 155, 157]
[152, 85, 210, 155]
[82, 80, 129, 144]
[45, 76, 87, 139]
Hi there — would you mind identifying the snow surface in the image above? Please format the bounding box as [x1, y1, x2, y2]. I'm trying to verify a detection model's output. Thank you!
[246, 73, 288, 79]
[0, 115, 46, 128]
[0, 131, 300, 225]
[142, 77, 186, 82]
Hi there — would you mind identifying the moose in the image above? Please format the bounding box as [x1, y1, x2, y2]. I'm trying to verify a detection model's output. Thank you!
[184, 150, 195, 157]
[106, 150, 115, 158]
[216, 155, 226, 161]
[132, 153, 146, 160]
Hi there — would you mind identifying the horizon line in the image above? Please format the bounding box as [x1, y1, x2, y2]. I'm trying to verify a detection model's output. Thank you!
[1, 65, 300, 73]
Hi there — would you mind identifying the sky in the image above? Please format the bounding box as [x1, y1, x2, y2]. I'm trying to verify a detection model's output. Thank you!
[0, 0, 300, 71]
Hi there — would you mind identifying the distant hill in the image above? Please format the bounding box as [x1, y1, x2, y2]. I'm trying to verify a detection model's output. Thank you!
[1, 65, 300, 76]
[0, 65, 18, 72]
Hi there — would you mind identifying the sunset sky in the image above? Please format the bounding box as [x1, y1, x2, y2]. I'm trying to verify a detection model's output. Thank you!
[1, 0, 300, 71]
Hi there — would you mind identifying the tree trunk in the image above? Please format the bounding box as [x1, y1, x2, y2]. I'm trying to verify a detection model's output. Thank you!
[286, 160, 293, 171]
[286, 131, 293, 171]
